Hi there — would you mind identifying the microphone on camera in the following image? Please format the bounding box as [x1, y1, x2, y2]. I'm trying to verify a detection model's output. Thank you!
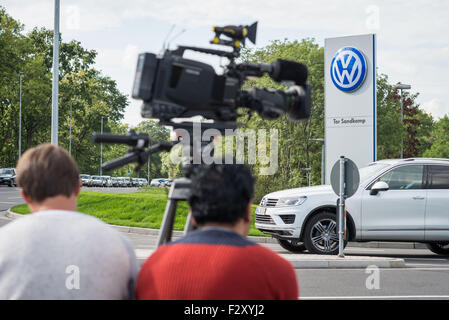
[270, 59, 308, 86]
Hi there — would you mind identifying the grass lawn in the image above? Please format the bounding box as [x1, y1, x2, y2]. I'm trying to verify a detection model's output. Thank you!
[11, 188, 266, 237]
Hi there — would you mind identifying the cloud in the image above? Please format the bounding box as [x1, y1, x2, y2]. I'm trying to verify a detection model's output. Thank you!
[122, 44, 140, 70]
[421, 99, 449, 119]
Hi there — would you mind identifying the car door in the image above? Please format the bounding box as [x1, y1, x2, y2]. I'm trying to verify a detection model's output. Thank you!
[361, 164, 426, 241]
[424, 165, 449, 241]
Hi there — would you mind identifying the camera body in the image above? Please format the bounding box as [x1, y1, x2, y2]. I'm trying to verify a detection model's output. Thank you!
[132, 22, 312, 123]
[133, 51, 241, 121]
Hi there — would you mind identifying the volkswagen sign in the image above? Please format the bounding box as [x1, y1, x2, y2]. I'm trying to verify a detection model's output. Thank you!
[330, 47, 367, 92]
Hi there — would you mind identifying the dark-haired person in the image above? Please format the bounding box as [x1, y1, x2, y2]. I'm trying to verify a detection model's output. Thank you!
[0, 144, 137, 299]
[136, 163, 299, 300]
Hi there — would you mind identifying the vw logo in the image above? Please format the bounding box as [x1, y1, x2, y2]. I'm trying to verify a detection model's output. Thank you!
[330, 47, 367, 92]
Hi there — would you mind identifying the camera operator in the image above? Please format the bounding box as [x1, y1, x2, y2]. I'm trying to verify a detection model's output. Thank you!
[136, 162, 299, 300]
[0, 144, 138, 299]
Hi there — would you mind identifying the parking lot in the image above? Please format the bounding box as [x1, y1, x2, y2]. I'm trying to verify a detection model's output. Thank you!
[0, 186, 24, 211]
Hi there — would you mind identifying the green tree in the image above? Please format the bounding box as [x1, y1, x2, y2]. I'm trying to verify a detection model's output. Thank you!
[161, 148, 182, 178]
[131, 120, 170, 179]
[0, 7, 27, 166]
[423, 116, 449, 158]
[0, 6, 128, 173]
[240, 39, 325, 201]
[376, 74, 403, 159]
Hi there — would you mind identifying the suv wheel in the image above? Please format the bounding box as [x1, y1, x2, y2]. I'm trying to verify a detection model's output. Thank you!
[426, 243, 449, 255]
[277, 239, 306, 253]
[304, 211, 345, 255]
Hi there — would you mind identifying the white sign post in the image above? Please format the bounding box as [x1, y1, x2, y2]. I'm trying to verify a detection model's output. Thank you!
[324, 34, 377, 184]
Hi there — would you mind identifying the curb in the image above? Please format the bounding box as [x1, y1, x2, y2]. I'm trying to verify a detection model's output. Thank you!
[285, 256, 405, 269]
[4, 209, 23, 220]
[346, 241, 427, 250]
[2, 209, 427, 249]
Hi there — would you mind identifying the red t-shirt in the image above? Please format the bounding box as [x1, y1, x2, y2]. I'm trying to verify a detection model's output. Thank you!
[136, 228, 299, 300]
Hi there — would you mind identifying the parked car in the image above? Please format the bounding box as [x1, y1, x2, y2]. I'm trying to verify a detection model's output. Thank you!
[140, 178, 148, 187]
[111, 177, 120, 187]
[90, 175, 103, 187]
[0, 168, 16, 187]
[118, 177, 127, 187]
[122, 177, 132, 187]
[150, 178, 165, 187]
[101, 176, 112, 187]
[256, 158, 449, 255]
[131, 178, 140, 187]
[134, 178, 143, 187]
[80, 174, 91, 187]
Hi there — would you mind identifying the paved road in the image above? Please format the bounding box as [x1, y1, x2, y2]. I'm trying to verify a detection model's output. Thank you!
[2, 186, 449, 299]
[0, 186, 24, 211]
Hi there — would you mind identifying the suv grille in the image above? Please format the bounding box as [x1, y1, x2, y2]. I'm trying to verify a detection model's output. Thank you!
[260, 198, 279, 207]
[255, 214, 275, 225]
[280, 215, 295, 224]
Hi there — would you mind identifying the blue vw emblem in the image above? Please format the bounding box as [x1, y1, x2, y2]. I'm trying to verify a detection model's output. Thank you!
[330, 47, 367, 92]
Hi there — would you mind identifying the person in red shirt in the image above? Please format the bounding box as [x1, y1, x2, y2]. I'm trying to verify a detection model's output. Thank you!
[136, 163, 299, 300]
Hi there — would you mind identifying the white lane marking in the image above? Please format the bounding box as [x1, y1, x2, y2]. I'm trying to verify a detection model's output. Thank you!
[7, 197, 23, 200]
[406, 264, 449, 268]
[407, 258, 448, 261]
[0, 202, 18, 204]
[297, 267, 449, 271]
[135, 248, 154, 259]
[345, 248, 387, 252]
[300, 295, 449, 300]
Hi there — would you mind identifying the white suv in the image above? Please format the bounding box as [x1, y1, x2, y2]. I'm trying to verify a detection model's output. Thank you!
[256, 158, 449, 255]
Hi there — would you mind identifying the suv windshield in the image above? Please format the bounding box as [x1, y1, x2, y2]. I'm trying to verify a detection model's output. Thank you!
[358, 163, 390, 182]
[0, 169, 13, 175]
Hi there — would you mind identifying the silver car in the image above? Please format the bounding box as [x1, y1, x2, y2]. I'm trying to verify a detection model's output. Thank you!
[101, 176, 113, 187]
[256, 158, 449, 255]
[90, 175, 103, 187]
[80, 174, 91, 187]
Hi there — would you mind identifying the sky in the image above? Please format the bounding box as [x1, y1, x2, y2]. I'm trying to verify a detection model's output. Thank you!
[2, 0, 449, 126]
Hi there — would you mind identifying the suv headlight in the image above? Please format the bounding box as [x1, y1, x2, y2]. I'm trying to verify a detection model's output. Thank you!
[277, 196, 307, 207]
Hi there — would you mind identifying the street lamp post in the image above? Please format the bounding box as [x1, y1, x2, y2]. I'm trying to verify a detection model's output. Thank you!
[69, 101, 72, 155]
[148, 156, 151, 183]
[19, 72, 24, 160]
[51, 0, 60, 145]
[394, 83, 411, 158]
[100, 117, 104, 176]
[301, 168, 312, 186]
[309, 138, 325, 185]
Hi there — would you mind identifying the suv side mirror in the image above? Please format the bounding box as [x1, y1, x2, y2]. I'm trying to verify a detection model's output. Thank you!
[370, 181, 390, 196]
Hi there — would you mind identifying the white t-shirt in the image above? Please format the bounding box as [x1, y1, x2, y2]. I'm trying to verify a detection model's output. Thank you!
[0, 210, 138, 300]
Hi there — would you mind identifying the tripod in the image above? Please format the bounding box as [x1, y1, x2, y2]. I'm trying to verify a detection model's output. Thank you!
[93, 121, 239, 247]
[156, 121, 238, 247]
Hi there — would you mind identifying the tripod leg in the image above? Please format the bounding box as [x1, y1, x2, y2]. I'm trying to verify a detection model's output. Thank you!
[184, 212, 194, 234]
[156, 198, 178, 247]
